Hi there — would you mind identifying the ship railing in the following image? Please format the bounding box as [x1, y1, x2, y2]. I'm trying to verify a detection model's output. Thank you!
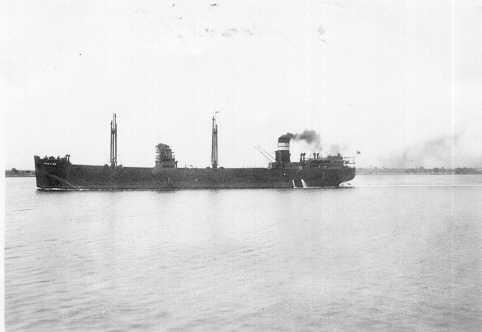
[342, 156, 356, 166]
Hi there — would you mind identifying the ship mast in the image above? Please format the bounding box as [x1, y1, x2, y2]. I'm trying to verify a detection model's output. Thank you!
[211, 112, 219, 169]
[110, 113, 118, 167]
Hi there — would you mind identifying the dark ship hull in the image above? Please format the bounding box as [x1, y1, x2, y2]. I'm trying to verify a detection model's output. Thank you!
[34, 158, 355, 190]
[34, 114, 356, 190]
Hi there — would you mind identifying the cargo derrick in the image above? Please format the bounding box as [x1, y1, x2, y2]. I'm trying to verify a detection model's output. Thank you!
[211, 113, 219, 169]
[110, 113, 118, 168]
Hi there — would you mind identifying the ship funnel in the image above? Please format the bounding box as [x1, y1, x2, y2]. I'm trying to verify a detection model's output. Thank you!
[275, 134, 291, 164]
[277, 134, 291, 151]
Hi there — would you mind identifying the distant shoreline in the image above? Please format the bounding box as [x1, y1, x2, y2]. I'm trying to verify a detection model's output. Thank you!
[5, 170, 35, 177]
[357, 167, 482, 175]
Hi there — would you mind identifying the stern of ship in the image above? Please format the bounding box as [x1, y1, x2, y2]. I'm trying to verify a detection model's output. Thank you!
[34, 155, 74, 190]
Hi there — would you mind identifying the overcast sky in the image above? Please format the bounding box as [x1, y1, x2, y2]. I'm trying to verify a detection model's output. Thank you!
[2, 0, 482, 169]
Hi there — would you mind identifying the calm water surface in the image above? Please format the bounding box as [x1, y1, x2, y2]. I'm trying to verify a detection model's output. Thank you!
[5, 175, 482, 331]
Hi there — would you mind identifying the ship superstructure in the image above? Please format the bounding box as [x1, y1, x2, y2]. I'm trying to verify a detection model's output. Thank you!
[34, 114, 355, 190]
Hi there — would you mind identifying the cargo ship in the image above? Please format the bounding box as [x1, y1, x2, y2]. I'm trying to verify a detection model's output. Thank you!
[34, 114, 355, 190]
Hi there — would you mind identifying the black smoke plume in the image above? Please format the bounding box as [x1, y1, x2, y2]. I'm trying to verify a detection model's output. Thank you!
[285, 130, 322, 151]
